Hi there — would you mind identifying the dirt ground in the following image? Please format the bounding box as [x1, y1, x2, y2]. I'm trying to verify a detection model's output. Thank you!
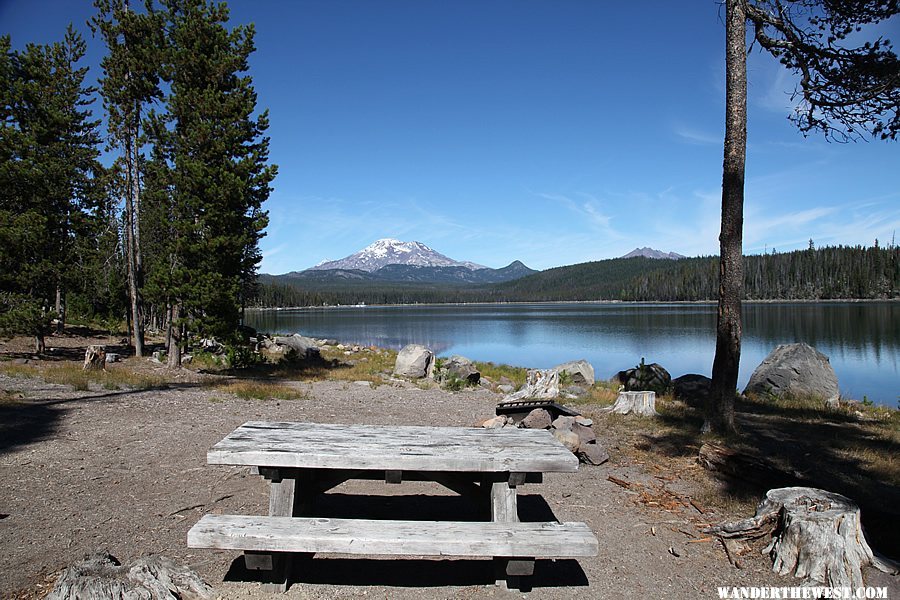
[0, 335, 896, 599]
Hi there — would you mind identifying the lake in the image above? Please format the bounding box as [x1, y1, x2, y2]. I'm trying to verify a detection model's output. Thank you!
[245, 302, 899, 407]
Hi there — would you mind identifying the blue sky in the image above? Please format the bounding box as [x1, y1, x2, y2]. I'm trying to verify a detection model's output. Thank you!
[3, 0, 898, 273]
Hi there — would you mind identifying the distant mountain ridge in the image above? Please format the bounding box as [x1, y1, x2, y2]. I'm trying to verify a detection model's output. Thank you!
[620, 247, 686, 260]
[276, 238, 536, 285]
[309, 238, 486, 272]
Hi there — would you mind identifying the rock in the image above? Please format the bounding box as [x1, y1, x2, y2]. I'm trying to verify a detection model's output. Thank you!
[578, 443, 610, 466]
[504, 369, 559, 401]
[615, 359, 671, 395]
[393, 344, 435, 379]
[83, 346, 105, 371]
[552, 428, 580, 453]
[441, 355, 480, 384]
[481, 415, 509, 429]
[575, 416, 593, 427]
[497, 384, 515, 394]
[273, 334, 321, 360]
[151, 350, 163, 363]
[104, 353, 120, 364]
[551, 415, 577, 432]
[743, 343, 840, 406]
[521, 408, 552, 429]
[673, 374, 711, 407]
[553, 359, 595, 385]
[180, 354, 193, 365]
[573, 423, 596, 445]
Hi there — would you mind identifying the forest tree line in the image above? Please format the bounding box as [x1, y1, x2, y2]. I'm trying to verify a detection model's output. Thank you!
[253, 244, 899, 307]
[0, 0, 275, 362]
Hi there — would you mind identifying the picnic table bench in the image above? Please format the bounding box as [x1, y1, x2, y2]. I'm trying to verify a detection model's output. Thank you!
[187, 421, 598, 591]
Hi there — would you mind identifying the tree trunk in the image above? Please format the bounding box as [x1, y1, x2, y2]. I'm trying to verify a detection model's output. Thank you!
[603, 391, 658, 417]
[83, 345, 106, 371]
[47, 551, 213, 600]
[706, 487, 898, 588]
[124, 126, 145, 358]
[167, 303, 182, 369]
[707, 0, 747, 435]
[55, 286, 65, 334]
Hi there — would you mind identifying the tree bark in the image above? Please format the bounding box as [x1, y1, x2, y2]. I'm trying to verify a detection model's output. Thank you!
[706, 487, 899, 588]
[167, 303, 182, 369]
[124, 126, 145, 358]
[707, 0, 747, 435]
[603, 391, 659, 417]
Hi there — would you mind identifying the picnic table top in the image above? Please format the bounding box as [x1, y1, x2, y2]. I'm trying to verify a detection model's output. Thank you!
[208, 421, 579, 473]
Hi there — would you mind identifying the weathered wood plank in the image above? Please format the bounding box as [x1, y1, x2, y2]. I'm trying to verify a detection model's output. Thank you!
[187, 515, 599, 558]
[207, 422, 578, 473]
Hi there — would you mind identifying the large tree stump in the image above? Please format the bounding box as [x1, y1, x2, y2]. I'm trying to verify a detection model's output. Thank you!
[602, 390, 658, 417]
[706, 487, 898, 588]
[47, 551, 214, 600]
[83, 345, 106, 371]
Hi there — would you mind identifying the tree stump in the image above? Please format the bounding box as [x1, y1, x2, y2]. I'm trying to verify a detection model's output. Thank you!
[706, 487, 898, 588]
[47, 551, 214, 600]
[83, 345, 106, 371]
[602, 390, 658, 417]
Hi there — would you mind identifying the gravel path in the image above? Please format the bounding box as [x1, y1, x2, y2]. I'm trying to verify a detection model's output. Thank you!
[0, 373, 811, 599]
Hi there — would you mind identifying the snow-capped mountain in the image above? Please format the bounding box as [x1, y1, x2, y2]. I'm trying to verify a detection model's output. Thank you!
[308, 239, 487, 272]
[620, 247, 686, 260]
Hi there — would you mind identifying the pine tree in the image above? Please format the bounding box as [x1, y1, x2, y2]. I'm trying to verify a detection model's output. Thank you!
[0, 29, 104, 352]
[147, 0, 275, 367]
[708, 0, 899, 434]
[90, 0, 165, 356]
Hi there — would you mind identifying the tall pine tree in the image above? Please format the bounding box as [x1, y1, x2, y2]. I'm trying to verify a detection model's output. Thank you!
[147, 0, 275, 367]
[0, 28, 104, 352]
[90, 0, 165, 357]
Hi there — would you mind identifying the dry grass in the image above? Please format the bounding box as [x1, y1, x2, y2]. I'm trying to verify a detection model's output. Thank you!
[0, 362, 166, 391]
[214, 380, 308, 401]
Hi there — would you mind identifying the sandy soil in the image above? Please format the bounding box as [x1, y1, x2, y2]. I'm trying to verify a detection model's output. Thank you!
[0, 346, 894, 598]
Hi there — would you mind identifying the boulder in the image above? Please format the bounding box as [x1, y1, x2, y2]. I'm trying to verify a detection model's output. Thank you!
[553, 359, 595, 385]
[551, 415, 577, 432]
[552, 428, 580, 453]
[441, 355, 480, 384]
[573, 423, 596, 445]
[673, 374, 712, 407]
[578, 443, 610, 466]
[273, 334, 321, 360]
[481, 415, 509, 429]
[521, 408, 552, 430]
[743, 343, 840, 406]
[616, 359, 671, 395]
[394, 344, 435, 379]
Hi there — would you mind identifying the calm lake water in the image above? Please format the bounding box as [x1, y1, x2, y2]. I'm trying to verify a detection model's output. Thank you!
[245, 302, 899, 407]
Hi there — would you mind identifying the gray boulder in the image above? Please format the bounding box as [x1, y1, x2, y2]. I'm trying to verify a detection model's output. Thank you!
[521, 408, 552, 430]
[441, 355, 480, 384]
[553, 360, 595, 386]
[616, 359, 671, 395]
[273, 334, 321, 360]
[673, 374, 711, 407]
[394, 344, 435, 379]
[744, 343, 840, 406]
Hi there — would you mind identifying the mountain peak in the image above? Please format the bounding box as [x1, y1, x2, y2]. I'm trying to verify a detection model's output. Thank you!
[620, 247, 686, 260]
[308, 239, 487, 272]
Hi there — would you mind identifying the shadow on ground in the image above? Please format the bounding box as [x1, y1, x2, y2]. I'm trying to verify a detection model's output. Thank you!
[625, 398, 900, 560]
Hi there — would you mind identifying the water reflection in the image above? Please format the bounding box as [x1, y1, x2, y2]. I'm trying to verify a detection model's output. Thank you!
[246, 302, 898, 406]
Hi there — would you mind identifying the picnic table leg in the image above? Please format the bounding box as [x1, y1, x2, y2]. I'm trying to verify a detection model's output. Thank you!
[250, 468, 315, 593]
[488, 472, 534, 590]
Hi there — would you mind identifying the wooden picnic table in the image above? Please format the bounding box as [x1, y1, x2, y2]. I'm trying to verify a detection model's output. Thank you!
[188, 421, 598, 592]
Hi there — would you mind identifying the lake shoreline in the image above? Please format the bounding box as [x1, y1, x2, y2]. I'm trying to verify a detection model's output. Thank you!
[247, 297, 899, 311]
